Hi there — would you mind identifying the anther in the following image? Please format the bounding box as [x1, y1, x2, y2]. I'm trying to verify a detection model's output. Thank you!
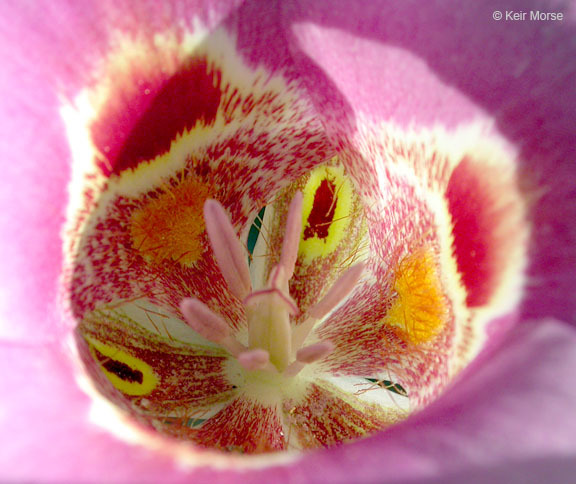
[308, 262, 365, 320]
[204, 200, 252, 300]
[279, 192, 303, 284]
[284, 341, 335, 377]
[237, 349, 274, 372]
[292, 263, 365, 350]
[180, 298, 246, 356]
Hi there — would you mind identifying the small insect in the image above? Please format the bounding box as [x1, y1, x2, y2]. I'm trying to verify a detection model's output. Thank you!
[364, 378, 408, 397]
[161, 415, 207, 429]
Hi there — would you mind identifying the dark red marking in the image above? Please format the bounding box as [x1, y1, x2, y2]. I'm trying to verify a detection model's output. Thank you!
[284, 384, 384, 448]
[94, 348, 144, 384]
[304, 178, 337, 240]
[446, 157, 499, 307]
[91, 59, 221, 175]
[193, 399, 285, 453]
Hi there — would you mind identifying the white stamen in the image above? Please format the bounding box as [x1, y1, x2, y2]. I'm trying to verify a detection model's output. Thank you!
[291, 316, 318, 353]
[308, 262, 365, 319]
[279, 191, 303, 283]
[237, 349, 274, 371]
[182, 195, 363, 377]
[284, 341, 335, 377]
[204, 200, 252, 300]
[180, 298, 246, 356]
[292, 263, 365, 350]
[297, 341, 335, 363]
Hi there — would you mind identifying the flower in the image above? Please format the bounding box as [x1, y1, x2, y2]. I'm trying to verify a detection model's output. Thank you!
[1, 0, 576, 482]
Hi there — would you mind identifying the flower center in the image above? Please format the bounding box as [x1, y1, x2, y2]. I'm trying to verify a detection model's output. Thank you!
[180, 192, 364, 376]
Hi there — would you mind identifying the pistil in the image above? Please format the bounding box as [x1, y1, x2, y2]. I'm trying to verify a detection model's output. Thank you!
[180, 192, 364, 376]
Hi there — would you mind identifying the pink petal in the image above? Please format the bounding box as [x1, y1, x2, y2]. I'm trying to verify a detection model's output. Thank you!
[0, 343, 198, 482]
[0, 40, 68, 343]
[0, 0, 240, 343]
[3, 320, 574, 481]
[1, 0, 575, 481]
[285, 1, 576, 325]
[289, 318, 576, 482]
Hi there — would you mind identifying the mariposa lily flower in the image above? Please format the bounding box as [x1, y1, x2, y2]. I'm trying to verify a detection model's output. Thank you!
[1, 0, 576, 482]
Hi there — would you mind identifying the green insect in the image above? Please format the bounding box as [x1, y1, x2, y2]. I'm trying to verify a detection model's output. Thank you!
[365, 378, 408, 397]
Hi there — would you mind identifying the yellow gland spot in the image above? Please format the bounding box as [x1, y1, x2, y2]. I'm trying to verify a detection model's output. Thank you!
[299, 164, 353, 263]
[86, 337, 158, 396]
[385, 247, 448, 345]
[130, 178, 212, 267]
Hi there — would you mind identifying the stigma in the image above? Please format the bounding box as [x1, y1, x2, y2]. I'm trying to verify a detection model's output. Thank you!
[180, 192, 364, 376]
